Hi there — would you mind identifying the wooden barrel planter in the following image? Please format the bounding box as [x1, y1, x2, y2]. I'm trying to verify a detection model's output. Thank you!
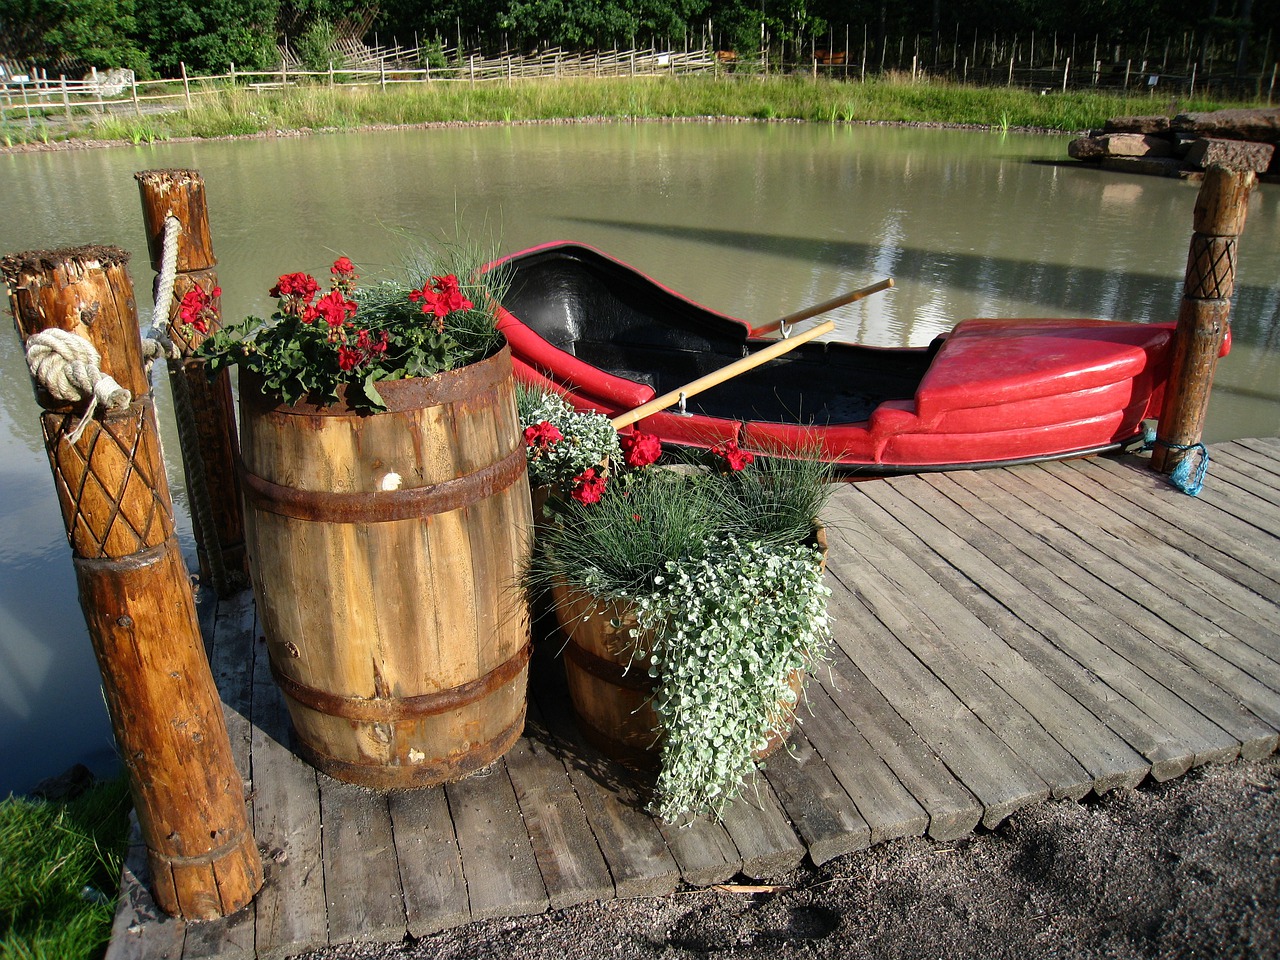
[553, 524, 826, 770]
[239, 345, 533, 789]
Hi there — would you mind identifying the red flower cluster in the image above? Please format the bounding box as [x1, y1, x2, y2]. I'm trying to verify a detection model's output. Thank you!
[409, 274, 474, 332]
[571, 466, 608, 504]
[270, 272, 321, 316]
[620, 431, 662, 468]
[713, 439, 755, 471]
[524, 421, 564, 451]
[177, 284, 222, 334]
[337, 328, 390, 372]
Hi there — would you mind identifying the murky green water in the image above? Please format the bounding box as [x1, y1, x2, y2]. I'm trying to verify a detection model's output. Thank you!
[1, 122, 1277, 794]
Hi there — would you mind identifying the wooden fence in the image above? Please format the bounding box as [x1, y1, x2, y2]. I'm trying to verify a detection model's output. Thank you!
[2, 33, 1277, 131]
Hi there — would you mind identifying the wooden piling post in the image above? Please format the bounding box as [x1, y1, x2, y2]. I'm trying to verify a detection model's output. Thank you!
[1152, 163, 1262, 476]
[1, 246, 263, 920]
[135, 169, 248, 597]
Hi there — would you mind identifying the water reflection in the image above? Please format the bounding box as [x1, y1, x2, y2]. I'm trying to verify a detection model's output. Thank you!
[0, 122, 1277, 794]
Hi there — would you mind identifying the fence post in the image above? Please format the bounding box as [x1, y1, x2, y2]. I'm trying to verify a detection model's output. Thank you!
[230, 62, 236, 85]
[132, 74, 141, 115]
[0, 246, 263, 920]
[329, 60, 335, 87]
[1063, 56, 1070, 91]
[60, 75, 71, 121]
[135, 168, 248, 598]
[181, 62, 192, 109]
[1153, 164, 1264, 478]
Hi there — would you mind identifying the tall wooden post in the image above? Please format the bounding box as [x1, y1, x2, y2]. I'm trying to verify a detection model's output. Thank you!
[2, 246, 263, 920]
[135, 169, 248, 597]
[1152, 162, 1261, 475]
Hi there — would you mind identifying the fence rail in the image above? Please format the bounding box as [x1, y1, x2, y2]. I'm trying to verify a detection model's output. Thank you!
[2, 37, 1277, 131]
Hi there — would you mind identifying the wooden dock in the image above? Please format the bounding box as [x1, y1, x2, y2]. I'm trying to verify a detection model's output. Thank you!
[108, 439, 1280, 960]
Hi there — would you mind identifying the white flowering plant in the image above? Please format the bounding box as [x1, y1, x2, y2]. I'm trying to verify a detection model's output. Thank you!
[516, 384, 622, 492]
[524, 420, 835, 821]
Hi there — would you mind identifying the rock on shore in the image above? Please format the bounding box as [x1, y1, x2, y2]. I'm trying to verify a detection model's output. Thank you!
[1068, 107, 1279, 180]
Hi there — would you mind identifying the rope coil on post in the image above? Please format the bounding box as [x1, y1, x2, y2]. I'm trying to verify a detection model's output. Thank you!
[1141, 422, 1210, 497]
[142, 215, 183, 370]
[25, 328, 132, 443]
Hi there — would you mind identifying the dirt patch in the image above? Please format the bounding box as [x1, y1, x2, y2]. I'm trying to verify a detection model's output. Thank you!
[303, 755, 1279, 960]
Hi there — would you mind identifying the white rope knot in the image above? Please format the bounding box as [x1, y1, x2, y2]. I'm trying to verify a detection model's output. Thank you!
[142, 215, 185, 375]
[25, 328, 132, 443]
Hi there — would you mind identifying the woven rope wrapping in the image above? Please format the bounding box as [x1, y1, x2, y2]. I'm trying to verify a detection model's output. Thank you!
[142, 215, 184, 369]
[25, 328, 132, 443]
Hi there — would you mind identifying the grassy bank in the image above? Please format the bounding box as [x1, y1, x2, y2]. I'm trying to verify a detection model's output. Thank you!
[0, 778, 131, 960]
[6, 75, 1248, 148]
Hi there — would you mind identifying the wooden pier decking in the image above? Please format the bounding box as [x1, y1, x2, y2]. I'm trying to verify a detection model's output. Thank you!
[108, 439, 1280, 960]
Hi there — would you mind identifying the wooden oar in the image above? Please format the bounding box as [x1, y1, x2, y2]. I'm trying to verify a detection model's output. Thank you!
[750, 278, 894, 336]
[611, 318, 835, 430]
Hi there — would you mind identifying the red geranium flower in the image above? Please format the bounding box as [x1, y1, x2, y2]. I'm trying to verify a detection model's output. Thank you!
[524, 421, 564, 450]
[176, 284, 220, 334]
[713, 439, 755, 471]
[571, 467, 608, 504]
[305, 288, 358, 328]
[270, 272, 320, 310]
[620, 431, 662, 468]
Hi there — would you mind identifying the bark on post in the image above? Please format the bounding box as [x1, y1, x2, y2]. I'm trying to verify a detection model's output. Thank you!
[134, 168, 248, 597]
[1152, 165, 1259, 476]
[1, 246, 263, 920]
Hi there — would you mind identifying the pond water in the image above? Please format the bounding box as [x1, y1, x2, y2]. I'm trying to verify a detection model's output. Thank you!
[1, 122, 1277, 796]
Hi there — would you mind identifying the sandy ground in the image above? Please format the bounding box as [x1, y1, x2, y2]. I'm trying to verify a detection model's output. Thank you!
[298, 755, 1279, 960]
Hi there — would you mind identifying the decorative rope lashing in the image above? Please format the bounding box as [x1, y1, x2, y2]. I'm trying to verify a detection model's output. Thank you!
[1140, 422, 1210, 497]
[141, 214, 184, 371]
[25, 328, 132, 443]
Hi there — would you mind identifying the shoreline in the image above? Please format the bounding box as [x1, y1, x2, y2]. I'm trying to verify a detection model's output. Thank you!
[0, 114, 1076, 156]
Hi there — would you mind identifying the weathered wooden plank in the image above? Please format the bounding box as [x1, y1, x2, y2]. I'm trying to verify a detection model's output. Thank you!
[1045, 457, 1280, 609]
[758, 717, 872, 866]
[795, 674, 930, 843]
[528, 649, 681, 899]
[250, 637, 328, 959]
[656, 811, 743, 886]
[506, 705, 615, 909]
[387, 787, 470, 937]
[824, 570, 1050, 828]
[1076, 456, 1280, 586]
[1233, 436, 1280, 471]
[992, 465, 1280, 716]
[832, 488, 1149, 798]
[816, 654, 985, 839]
[104, 816, 188, 960]
[851, 478, 1208, 781]
[182, 591, 257, 959]
[715, 773, 806, 879]
[1023, 461, 1280, 645]
[825, 498, 1094, 801]
[1210, 444, 1280, 501]
[445, 762, 549, 920]
[318, 781, 406, 945]
[873, 471, 1244, 769]
[948, 468, 1279, 757]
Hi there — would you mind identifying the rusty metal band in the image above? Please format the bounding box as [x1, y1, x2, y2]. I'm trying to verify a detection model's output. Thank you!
[147, 824, 256, 868]
[295, 706, 527, 789]
[271, 640, 531, 721]
[562, 637, 654, 692]
[241, 342, 513, 415]
[240, 441, 526, 522]
[71, 536, 175, 574]
[1184, 234, 1237, 301]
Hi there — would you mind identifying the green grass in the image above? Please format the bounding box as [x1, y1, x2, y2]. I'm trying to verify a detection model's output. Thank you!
[0, 73, 1254, 148]
[0, 778, 132, 960]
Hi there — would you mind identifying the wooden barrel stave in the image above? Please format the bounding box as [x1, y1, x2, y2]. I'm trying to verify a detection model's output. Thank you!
[241, 346, 531, 788]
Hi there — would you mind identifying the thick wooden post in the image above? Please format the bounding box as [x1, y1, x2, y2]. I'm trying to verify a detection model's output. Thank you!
[135, 169, 248, 597]
[1, 246, 263, 920]
[1152, 165, 1259, 475]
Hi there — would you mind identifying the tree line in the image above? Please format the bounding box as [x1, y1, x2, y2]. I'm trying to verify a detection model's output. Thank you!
[1, 0, 1276, 81]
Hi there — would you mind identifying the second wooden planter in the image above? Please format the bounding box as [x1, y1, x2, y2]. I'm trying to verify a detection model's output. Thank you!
[552, 524, 826, 769]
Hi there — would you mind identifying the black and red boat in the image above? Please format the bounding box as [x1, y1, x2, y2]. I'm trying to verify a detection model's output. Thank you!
[486, 241, 1221, 474]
